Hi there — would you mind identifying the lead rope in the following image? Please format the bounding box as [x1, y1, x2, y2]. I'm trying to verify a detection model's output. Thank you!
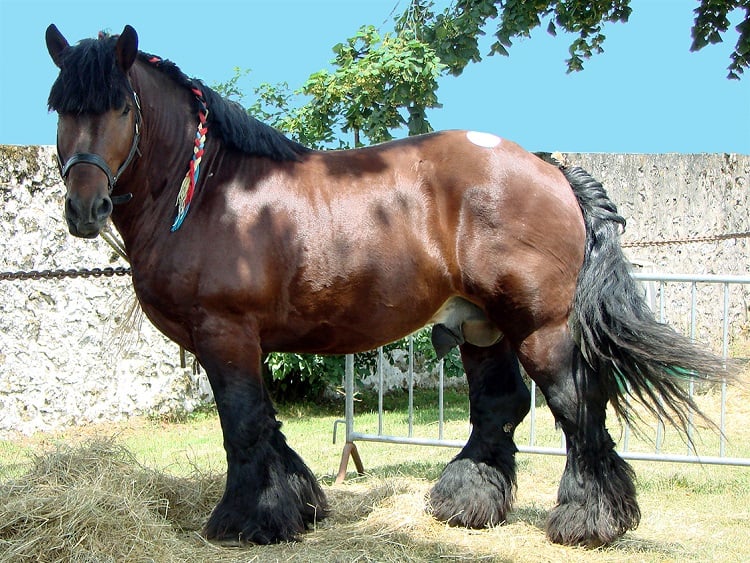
[101, 222, 129, 262]
[171, 87, 209, 231]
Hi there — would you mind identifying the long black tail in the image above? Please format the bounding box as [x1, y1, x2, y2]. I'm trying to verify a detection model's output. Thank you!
[563, 165, 729, 433]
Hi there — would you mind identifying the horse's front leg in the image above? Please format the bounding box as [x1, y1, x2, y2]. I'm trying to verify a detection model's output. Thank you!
[195, 322, 328, 544]
[429, 339, 530, 527]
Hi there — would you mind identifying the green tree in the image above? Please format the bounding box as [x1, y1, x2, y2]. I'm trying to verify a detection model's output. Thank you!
[216, 25, 444, 148]
[414, 0, 749, 79]
[691, 0, 750, 79]
[301, 25, 444, 146]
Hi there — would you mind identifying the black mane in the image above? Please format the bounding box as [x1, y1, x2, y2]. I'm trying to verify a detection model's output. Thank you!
[48, 33, 309, 161]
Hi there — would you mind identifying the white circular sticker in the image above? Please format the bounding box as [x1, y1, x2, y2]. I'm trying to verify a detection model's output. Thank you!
[466, 131, 502, 148]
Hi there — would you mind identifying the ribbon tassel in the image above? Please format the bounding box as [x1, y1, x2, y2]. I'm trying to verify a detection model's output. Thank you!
[171, 89, 208, 231]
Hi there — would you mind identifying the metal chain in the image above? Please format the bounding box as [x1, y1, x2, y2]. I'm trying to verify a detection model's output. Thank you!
[2, 233, 746, 280]
[622, 231, 750, 248]
[1, 222, 132, 282]
[0, 266, 131, 281]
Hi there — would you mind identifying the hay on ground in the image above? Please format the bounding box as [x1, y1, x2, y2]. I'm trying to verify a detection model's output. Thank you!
[0, 438, 221, 563]
[1, 435, 732, 562]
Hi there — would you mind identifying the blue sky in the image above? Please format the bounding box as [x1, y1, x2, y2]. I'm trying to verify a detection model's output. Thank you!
[0, 0, 747, 153]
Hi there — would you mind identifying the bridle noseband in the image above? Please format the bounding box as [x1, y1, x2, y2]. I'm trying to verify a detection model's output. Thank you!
[57, 89, 142, 205]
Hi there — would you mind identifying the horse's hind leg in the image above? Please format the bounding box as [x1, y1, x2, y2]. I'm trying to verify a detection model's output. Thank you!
[518, 323, 640, 547]
[429, 338, 530, 527]
[195, 327, 327, 544]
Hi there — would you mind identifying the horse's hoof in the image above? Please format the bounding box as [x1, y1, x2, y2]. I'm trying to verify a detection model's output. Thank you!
[203, 508, 304, 545]
[202, 466, 328, 544]
[546, 500, 631, 547]
[427, 457, 514, 528]
[547, 447, 640, 547]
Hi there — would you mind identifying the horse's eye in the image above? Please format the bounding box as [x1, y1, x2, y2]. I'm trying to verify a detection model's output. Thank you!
[122, 105, 131, 116]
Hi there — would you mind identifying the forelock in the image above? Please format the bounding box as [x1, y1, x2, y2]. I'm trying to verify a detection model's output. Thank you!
[48, 35, 130, 114]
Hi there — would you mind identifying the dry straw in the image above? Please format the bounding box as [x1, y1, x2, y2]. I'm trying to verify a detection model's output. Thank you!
[0, 439, 521, 562]
[0, 439, 221, 563]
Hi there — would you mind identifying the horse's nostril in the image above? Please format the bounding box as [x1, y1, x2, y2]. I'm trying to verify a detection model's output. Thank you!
[65, 196, 76, 219]
[96, 196, 113, 221]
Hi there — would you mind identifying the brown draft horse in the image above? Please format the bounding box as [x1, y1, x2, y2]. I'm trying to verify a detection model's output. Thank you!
[46, 25, 727, 547]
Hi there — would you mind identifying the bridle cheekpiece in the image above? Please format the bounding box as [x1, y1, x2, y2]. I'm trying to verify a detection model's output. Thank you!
[57, 87, 142, 205]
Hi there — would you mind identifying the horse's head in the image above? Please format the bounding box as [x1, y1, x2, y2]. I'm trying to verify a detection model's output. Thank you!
[46, 24, 141, 238]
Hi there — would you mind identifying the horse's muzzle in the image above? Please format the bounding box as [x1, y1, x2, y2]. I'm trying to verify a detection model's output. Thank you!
[65, 193, 113, 238]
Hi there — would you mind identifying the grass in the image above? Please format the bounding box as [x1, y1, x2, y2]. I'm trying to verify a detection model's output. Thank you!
[1, 382, 749, 562]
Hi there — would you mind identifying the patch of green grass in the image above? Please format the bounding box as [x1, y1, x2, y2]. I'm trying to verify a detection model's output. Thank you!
[637, 464, 750, 496]
[146, 401, 219, 424]
[363, 460, 448, 481]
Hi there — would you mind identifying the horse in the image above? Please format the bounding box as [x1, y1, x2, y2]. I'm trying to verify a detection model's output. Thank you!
[45, 24, 728, 547]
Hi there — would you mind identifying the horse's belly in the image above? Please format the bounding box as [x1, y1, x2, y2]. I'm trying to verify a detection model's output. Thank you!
[267, 296, 502, 355]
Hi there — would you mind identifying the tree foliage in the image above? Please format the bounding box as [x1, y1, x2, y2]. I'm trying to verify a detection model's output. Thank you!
[302, 26, 444, 145]
[263, 328, 464, 404]
[415, 0, 748, 78]
[413, 0, 634, 74]
[691, 0, 750, 79]
[216, 25, 444, 148]
[215, 0, 748, 147]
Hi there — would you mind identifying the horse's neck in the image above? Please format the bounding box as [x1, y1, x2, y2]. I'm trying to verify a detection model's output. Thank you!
[110, 64, 202, 254]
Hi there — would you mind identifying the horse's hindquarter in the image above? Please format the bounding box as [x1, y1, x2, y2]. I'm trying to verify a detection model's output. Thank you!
[451, 138, 586, 319]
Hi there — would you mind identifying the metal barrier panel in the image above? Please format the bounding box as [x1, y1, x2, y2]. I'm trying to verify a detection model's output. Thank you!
[335, 274, 750, 480]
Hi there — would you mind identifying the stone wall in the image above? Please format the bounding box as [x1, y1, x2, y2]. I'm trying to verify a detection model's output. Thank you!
[561, 153, 748, 274]
[0, 146, 748, 434]
[0, 146, 211, 436]
[560, 152, 749, 349]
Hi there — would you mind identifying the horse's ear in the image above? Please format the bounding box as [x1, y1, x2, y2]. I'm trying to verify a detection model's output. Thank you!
[115, 25, 138, 72]
[46, 24, 69, 68]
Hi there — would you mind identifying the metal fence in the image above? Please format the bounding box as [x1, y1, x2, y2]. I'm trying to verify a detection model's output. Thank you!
[334, 273, 750, 481]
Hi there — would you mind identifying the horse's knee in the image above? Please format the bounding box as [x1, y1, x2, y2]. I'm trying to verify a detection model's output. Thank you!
[541, 358, 610, 440]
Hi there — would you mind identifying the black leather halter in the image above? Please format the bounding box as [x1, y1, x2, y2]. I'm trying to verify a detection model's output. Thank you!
[57, 89, 142, 205]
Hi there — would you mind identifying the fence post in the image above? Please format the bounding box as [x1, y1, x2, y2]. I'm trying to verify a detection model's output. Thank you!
[335, 354, 364, 483]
